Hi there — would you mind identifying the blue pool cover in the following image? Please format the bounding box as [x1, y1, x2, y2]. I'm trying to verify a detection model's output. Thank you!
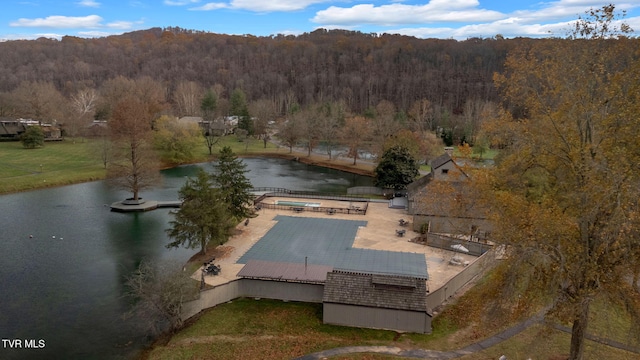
[237, 215, 428, 279]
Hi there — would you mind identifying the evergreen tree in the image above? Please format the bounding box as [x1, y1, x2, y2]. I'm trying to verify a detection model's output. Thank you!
[230, 89, 252, 135]
[20, 125, 45, 149]
[211, 146, 254, 220]
[200, 89, 217, 122]
[166, 169, 234, 255]
[374, 145, 419, 190]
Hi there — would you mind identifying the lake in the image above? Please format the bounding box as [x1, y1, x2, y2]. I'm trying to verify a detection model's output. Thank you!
[0, 157, 373, 360]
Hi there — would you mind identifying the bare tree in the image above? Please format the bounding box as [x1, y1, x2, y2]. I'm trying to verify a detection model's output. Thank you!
[249, 98, 276, 148]
[340, 116, 371, 165]
[124, 260, 199, 335]
[408, 98, 433, 132]
[317, 100, 346, 160]
[173, 81, 202, 117]
[99, 76, 166, 121]
[107, 98, 161, 201]
[11, 81, 66, 121]
[371, 100, 401, 156]
[67, 88, 98, 140]
[90, 126, 113, 169]
[278, 115, 302, 153]
[299, 106, 319, 156]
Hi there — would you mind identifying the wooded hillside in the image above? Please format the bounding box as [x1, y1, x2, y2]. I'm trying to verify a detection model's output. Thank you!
[0, 28, 514, 115]
[1, 28, 636, 150]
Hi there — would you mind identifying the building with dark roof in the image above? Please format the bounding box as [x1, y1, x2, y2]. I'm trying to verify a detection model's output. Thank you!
[323, 270, 431, 333]
[0, 119, 27, 140]
[407, 152, 491, 238]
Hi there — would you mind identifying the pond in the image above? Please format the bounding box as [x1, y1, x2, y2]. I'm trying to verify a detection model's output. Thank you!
[0, 157, 373, 360]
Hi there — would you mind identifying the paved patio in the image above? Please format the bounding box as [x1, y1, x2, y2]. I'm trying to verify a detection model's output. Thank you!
[237, 215, 428, 277]
[201, 197, 477, 290]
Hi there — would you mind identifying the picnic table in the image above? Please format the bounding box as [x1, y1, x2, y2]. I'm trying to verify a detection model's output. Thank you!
[396, 229, 406, 237]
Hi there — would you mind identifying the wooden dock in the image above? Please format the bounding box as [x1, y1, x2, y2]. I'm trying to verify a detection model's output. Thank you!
[110, 200, 181, 212]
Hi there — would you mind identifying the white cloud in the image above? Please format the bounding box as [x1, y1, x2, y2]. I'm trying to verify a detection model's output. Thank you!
[387, 19, 572, 40]
[231, 0, 328, 12]
[77, 0, 101, 7]
[165, 0, 201, 5]
[10, 15, 104, 29]
[190, 2, 228, 11]
[8, 15, 139, 32]
[78, 30, 114, 37]
[106, 21, 135, 30]
[311, 0, 640, 39]
[0, 33, 64, 41]
[313, 1, 505, 26]
[191, 0, 329, 12]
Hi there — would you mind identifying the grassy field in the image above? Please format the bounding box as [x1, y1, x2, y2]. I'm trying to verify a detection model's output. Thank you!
[0, 140, 107, 194]
[0, 135, 315, 194]
[0, 136, 377, 194]
[144, 269, 639, 360]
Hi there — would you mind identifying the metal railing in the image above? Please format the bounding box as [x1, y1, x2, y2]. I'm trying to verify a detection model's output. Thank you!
[252, 187, 369, 215]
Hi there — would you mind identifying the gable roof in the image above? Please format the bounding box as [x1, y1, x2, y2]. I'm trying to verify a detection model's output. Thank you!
[323, 270, 428, 312]
[430, 153, 453, 170]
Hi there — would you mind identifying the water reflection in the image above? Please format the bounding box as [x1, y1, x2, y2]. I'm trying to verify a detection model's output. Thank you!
[0, 157, 372, 359]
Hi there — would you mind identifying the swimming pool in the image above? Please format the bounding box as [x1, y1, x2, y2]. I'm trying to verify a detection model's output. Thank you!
[275, 200, 321, 207]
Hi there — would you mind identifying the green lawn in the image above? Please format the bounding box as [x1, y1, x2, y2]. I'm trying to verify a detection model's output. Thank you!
[0, 136, 289, 195]
[0, 140, 107, 194]
[146, 298, 409, 360]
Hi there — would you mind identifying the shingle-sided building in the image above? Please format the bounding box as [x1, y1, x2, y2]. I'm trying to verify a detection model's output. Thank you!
[322, 270, 431, 334]
[407, 153, 492, 238]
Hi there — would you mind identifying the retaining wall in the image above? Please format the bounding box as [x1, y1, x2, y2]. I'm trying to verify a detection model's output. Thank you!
[425, 249, 495, 311]
[181, 279, 325, 321]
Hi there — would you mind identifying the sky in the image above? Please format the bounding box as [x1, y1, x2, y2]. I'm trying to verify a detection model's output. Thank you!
[1, 0, 639, 41]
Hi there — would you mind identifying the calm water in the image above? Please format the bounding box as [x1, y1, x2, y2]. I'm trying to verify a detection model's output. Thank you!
[0, 157, 373, 360]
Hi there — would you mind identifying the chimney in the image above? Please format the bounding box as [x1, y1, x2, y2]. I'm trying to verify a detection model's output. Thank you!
[444, 146, 454, 157]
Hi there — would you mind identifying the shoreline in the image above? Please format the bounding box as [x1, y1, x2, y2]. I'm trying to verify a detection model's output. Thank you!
[0, 146, 376, 196]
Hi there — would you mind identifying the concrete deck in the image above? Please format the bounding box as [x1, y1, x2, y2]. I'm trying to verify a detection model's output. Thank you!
[110, 200, 181, 212]
[200, 197, 477, 291]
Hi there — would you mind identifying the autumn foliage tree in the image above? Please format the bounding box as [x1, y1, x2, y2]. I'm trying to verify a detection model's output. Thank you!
[153, 115, 203, 165]
[480, 6, 640, 359]
[107, 98, 161, 202]
[340, 116, 370, 165]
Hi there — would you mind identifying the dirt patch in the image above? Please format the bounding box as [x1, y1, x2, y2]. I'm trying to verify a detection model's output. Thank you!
[187, 245, 235, 264]
[170, 335, 301, 347]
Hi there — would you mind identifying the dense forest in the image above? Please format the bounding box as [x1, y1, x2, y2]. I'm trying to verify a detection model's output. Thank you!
[1, 27, 636, 152]
[0, 28, 512, 115]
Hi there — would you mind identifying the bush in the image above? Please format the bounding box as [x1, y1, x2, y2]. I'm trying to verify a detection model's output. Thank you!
[20, 126, 45, 149]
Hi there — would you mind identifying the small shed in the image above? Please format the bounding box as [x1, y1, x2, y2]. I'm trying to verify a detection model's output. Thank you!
[322, 270, 431, 334]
